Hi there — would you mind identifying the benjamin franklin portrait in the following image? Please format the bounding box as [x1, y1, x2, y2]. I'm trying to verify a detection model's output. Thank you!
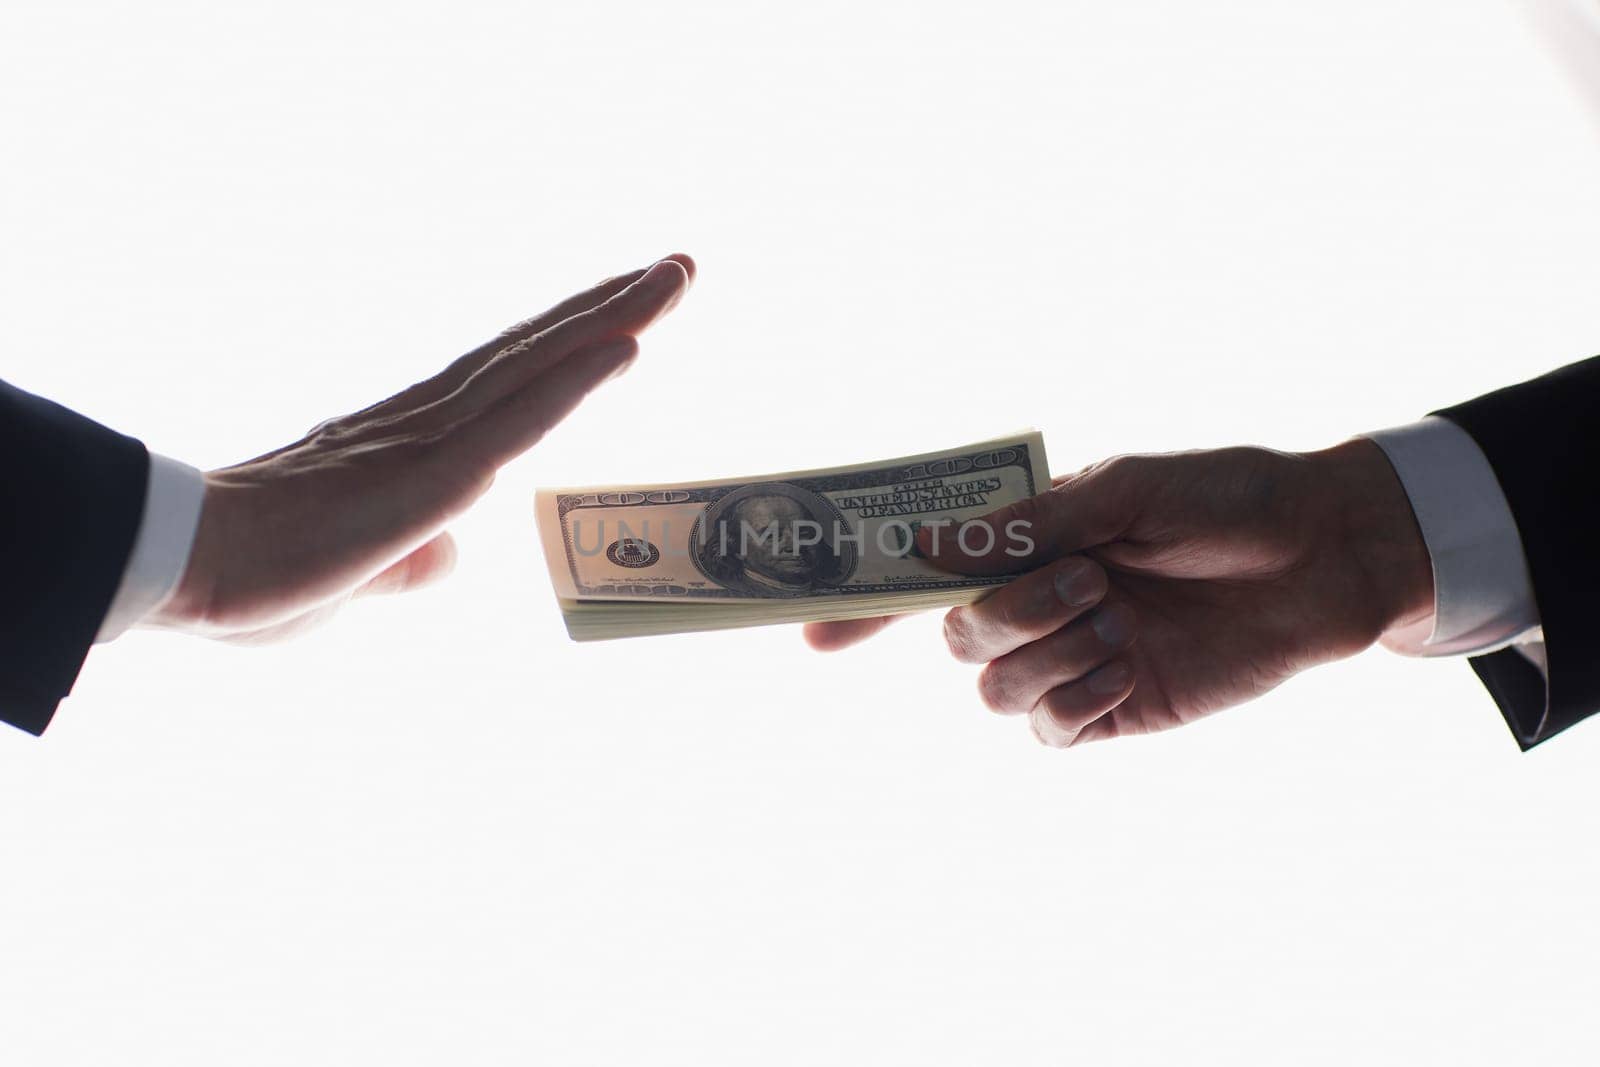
[691, 482, 858, 597]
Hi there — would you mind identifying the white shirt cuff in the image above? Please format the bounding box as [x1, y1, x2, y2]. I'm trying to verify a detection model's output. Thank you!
[94, 453, 206, 642]
[1365, 417, 1541, 657]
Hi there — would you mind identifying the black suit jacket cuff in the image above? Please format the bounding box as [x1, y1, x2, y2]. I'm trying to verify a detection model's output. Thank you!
[1, 381, 149, 736]
[1435, 354, 1600, 748]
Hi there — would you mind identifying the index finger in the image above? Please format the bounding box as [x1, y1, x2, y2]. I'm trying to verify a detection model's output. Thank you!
[449, 258, 691, 413]
[345, 254, 696, 422]
[486, 253, 697, 358]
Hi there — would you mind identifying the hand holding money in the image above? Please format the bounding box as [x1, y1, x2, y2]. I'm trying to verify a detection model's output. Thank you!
[535, 433, 1052, 639]
[805, 440, 1435, 749]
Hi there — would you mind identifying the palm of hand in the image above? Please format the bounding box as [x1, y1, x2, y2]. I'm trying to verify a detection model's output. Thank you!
[152, 257, 693, 642]
[1096, 553, 1359, 740]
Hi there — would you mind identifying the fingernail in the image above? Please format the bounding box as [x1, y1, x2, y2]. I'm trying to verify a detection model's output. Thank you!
[1053, 558, 1102, 606]
[653, 254, 694, 286]
[1091, 603, 1135, 648]
[640, 260, 680, 287]
[916, 520, 961, 559]
[1087, 661, 1133, 696]
[1030, 705, 1074, 749]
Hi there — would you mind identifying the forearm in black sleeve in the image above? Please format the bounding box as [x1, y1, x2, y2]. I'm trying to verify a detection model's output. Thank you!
[0, 380, 148, 735]
[1434, 354, 1600, 748]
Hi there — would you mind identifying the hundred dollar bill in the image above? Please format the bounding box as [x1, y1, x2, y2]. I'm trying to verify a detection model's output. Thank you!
[535, 432, 1050, 640]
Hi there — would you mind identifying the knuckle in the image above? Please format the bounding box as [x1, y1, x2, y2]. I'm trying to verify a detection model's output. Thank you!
[942, 609, 984, 663]
[309, 410, 384, 439]
[942, 610, 970, 658]
[496, 335, 542, 363]
[307, 415, 348, 438]
[1097, 453, 1142, 484]
[986, 590, 1031, 639]
[975, 664, 1017, 714]
[500, 317, 539, 342]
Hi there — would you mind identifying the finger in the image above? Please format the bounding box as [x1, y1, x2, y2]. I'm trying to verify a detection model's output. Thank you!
[656, 252, 697, 284]
[453, 336, 639, 468]
[531, 257, 692, 354]
[1067, 713, 1123, 746]
[356, 532, 459, 597]
[326, 267, 648, 429]
[973, 600, 1136, 715]
[802, 613, 907, 651]
[915, 458, 1141, 576]
[941, 555, 1109, 665]
[1029, 660, 1136, 748]
[448, 259, 689, 414]
[332, 254, 694, 427]
[481, 253, 695, 360]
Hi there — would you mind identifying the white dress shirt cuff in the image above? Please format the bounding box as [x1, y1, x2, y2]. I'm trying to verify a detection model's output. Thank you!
[1365, 417, 1541, 657]
[94, 453, 206, 642]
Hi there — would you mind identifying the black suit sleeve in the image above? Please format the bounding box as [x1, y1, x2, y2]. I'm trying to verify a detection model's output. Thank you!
[1433, 355, 1600, 749]
[1, 380, 149, 736]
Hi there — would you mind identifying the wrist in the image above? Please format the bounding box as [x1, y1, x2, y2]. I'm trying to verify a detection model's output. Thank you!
[1305, 438, 1435, 648]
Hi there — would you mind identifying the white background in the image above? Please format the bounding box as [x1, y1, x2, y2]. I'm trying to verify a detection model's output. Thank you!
[3, 1, 1600, 1063]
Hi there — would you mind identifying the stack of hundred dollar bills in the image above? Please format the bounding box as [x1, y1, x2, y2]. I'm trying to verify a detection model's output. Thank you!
[535, 432, 1050, 641]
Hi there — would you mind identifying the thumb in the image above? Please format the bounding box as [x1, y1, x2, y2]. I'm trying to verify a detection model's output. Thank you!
[356, 532, 459, 597]
[915, 457, 1138, 576]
